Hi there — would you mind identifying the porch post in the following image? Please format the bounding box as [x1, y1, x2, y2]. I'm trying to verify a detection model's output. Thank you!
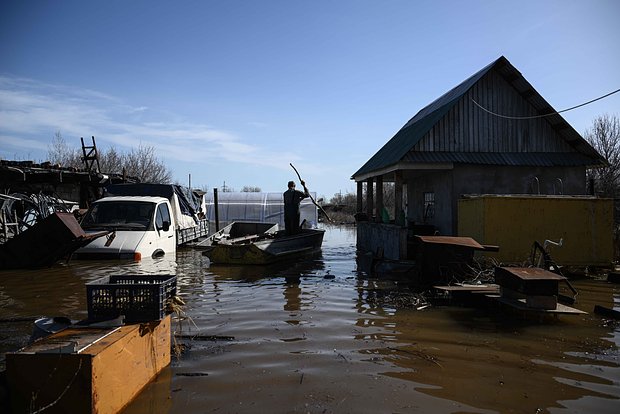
[366, 177, 374, 219]
[356, 181, 363, 213]
[394, 171, 404, 226]
[375, 175, 384, 223]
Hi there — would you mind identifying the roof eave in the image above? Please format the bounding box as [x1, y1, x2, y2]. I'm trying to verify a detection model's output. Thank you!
[352, 161, 454, 182]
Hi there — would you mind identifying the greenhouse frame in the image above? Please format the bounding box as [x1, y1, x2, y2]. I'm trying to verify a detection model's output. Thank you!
[203, 192, 318, 229]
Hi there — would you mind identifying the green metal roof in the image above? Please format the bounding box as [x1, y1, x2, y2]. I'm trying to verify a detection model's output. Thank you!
[352, 56, 605, 179]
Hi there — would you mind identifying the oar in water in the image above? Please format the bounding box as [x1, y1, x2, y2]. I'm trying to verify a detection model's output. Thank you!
[289, 163, 333, 223]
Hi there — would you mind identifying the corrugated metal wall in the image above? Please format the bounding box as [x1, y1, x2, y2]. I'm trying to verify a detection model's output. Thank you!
[458, 195, 614, 266]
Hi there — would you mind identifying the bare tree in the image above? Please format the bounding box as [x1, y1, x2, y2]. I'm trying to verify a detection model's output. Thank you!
[123, 144, 172, 184]
[47, 133, 173, 184]
[99, 146, 123, 176]
[585, 114, 620, 197]
[47, 131, 81, 167]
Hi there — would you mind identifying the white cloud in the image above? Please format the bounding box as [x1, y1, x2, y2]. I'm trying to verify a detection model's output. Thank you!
[0, 134, 47, 151]
[0, 75, 299, 169]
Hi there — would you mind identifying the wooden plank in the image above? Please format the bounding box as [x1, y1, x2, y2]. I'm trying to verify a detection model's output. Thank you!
[482, 74, 490, 152]
[434, 284, 500, 293]
[449, 100, 454, 151]
[495, 71, 502, 151]
[490, 70, 496, 152]
[416, 235, 484, 249]
[229, 234, 262, 244]
[457, 96, 463, 151]
[594, 305, 620, 319]
[509, 81, 515, 151]
[607, 272, 620, 283]
[471, 83, 482, 152]
[488, 295, 587, 315]
[448, 100, 454, 151]
[496, 267, 566, 281]
[454, 99, 460, 151]
[90, 317, 170, 414]
[468, 89, 474, 151]
[427, 127, 433, 152]
[525, 295, 558, 310]
[439, 115, 445, 151]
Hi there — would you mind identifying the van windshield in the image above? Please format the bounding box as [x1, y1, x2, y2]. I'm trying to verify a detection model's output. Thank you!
[81, 201, 155, 231]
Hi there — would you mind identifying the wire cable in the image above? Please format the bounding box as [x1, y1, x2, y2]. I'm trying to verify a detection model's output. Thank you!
[471, 88, 620, 120]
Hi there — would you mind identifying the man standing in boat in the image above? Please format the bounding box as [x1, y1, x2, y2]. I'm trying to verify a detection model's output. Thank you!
[283, 180, 309, 235]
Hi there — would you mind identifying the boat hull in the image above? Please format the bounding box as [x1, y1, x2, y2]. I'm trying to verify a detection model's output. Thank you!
[203, 225, 324, 265]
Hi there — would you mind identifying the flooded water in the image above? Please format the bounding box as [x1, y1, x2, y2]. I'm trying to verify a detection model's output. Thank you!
[1, 225, 620, 413]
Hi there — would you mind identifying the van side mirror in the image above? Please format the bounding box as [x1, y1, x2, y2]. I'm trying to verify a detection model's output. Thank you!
[161, 220, 170, 232]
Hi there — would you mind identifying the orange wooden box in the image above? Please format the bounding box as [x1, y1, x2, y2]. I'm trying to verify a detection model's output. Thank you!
[6, 316, 170, 414]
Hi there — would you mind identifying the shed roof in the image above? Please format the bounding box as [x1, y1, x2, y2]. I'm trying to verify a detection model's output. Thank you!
[352, 56, 605, 179]
[402, 152, 596, 167]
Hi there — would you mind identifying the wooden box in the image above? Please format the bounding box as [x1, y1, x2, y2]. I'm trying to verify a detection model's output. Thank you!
[495, 267, 565, 310]
[495, 267, 565, 296]
[6, 316, 170, 414]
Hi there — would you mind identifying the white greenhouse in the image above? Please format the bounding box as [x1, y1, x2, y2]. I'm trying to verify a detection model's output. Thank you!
[203, 192, 318, 230]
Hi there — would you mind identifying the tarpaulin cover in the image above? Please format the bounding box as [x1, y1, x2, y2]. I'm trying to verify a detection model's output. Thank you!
[105, 184, 200, 219]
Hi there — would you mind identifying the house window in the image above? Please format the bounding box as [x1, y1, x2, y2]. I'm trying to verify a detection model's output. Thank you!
[423, 192, 435, 221]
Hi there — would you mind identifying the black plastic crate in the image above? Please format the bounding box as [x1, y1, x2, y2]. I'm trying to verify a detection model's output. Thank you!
[86, 274, 177, 323]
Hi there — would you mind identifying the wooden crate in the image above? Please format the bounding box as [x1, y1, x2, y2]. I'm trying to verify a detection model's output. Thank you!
[6, 316, 170, 414]
[495, 267, 566, 310]
[495, 267, 565, 296]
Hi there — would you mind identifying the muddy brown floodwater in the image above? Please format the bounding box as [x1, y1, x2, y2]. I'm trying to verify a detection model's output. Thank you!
[1, 225, 619, 413]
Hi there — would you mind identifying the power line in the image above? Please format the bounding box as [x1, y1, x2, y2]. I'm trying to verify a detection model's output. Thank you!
[471, 88, 620, 120]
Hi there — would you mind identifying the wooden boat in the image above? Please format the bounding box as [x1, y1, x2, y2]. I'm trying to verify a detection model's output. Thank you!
[200, 222, 325, 265]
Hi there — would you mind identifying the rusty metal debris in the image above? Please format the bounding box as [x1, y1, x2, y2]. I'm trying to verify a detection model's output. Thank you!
[0, 212, 107, 269]
[1, 192, 79, 243]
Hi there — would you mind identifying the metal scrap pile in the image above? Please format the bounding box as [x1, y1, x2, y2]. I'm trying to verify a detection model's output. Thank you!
[0, 192, 79, 243]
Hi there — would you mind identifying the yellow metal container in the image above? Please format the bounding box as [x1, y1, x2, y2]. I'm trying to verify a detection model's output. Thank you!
[458, 195, 614, 267]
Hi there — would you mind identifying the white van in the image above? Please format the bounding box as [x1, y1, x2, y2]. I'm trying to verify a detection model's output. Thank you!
[74, 196, 176, 260]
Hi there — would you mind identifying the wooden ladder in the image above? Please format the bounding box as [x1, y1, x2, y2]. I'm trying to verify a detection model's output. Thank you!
[81, 136, 101, 173]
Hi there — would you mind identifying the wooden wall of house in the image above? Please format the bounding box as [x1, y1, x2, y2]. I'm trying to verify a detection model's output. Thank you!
[452, 165, 586, 196]
[405, 170, 454, 235]
[412, 69, 575, 153]
[405, 165, 587, 235]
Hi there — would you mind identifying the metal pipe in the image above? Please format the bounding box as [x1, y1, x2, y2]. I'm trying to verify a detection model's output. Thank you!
[554, 178, 563, 195]
[531, 177, 540, 195]
[5, 166, 25, 181]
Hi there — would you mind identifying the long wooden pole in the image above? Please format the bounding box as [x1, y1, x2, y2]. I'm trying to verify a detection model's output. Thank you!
[290, 163, 333, 223]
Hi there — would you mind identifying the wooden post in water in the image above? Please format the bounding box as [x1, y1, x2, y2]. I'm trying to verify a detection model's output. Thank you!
[214, 188, 220, 232]
[376, 176, 384, 223]
[394, 171, 404, 226]
[356, 181, 363, 214]
[366, 178, 374, 220]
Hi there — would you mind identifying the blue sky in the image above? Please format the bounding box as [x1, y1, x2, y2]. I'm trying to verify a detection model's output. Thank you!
[1, 0, 619, 200]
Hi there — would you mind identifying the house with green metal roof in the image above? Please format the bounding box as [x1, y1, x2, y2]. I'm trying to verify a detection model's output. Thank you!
[352, 56, 608, 264]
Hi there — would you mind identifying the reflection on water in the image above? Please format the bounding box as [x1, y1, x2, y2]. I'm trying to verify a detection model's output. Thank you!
[1, 225, 619, 413]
